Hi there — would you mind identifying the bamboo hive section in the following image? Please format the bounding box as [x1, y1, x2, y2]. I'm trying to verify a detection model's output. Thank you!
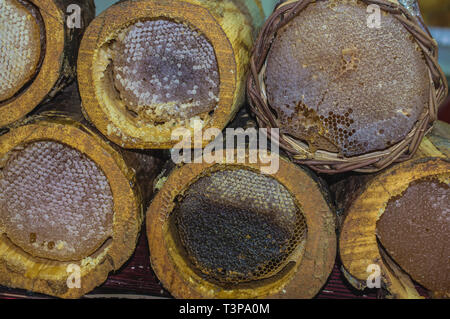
[0, 0, 95, 128]
[0, 86, 161, 298]
[78, 0, 277, 149]
[337, 121, 449, 298]
[247, 0, 448, 173]
[147, 154, 336, 298]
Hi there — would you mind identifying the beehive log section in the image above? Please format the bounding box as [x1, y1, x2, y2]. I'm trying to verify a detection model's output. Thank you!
[337, 121, 450, 298]
[0, 0, 43, 102]
[78, 0, 277, 149]
[147, 154, 336, 298]
[0, 141, 114, 262]
[0, 86, 162, 298]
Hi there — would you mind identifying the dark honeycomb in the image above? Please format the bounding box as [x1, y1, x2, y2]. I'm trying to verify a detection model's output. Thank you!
[174, 169, 307, 285]
[265, 0, 430, 156]
[111, 19, 220, 124]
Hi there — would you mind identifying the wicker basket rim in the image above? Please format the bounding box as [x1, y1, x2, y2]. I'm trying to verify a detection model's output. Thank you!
[247, 0, 448, 174]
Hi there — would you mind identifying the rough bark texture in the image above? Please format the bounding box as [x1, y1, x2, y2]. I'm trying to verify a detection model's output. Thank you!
[146, 128, 336, 298]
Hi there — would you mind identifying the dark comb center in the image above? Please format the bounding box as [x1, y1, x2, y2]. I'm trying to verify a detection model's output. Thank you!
[174, 169, 307, 285]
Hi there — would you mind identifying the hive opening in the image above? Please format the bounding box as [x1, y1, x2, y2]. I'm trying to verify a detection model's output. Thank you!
[0, 140, 114, 262]
[376, 177, 450, 292]
[0, 0, 45, 103]
[168, 168, 307, 288]
[264, 0, 430, 156]
[94, 18, 220, 132]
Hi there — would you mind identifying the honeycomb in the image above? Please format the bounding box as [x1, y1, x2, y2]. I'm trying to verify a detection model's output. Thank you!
[0, 141, 114, 261]
[265, 0, 430, 156]
[377, 178, 449, 292]
[110, 19, 219, 124]
[0, 0, 42, 102]
[174, 168, 307, 285]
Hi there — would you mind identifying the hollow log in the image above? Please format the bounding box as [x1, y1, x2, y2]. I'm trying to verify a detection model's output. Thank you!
[336, 120, 449, 298]
[0, 84, 162, 298]
[77, 0, 277, 149]
[0, 0, 95, 128]
[146, 149, 336, 298]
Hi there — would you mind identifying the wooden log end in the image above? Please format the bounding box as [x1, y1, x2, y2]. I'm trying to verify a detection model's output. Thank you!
[146, 154, 336, 298]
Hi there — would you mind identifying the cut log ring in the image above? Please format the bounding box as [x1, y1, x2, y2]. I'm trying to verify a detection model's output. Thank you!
[338, 121, 450, 298]
[78, 0, 274, 149]
[0, 113, 157, 298]
[247, 0, 448, 174]
[147, 153, 336, 298]
[0, 0, 95, 128]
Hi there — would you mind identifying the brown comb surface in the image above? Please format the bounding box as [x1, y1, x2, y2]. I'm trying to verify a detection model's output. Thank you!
[111, 19, 220, 124]
[376, 178, 450, 292]
[175, 168, 307, 285]
[264, 0, 430, 156]
[0, 141, 114, 261]
[0, 0, 42, 102]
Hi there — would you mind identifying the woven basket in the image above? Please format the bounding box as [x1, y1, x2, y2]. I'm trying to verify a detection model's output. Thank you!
[247, 0, 448, 173]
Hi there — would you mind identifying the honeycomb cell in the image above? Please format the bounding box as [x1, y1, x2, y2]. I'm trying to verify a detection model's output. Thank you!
[110, 19, 220, 124]
[0, 141, 114, 261]
[264, 0, 429, 156]
[0, 0, 42, 102]
[174, 169, 307, 285]
[377, 178, 450, 292]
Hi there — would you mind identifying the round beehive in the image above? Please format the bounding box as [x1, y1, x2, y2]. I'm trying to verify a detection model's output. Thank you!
[78, 0, 270, 149]
[147, 154, 336, 298]
[338, 121, 450, 298]
[247, 0, 448, 173]
[0, 115, 147, 298]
